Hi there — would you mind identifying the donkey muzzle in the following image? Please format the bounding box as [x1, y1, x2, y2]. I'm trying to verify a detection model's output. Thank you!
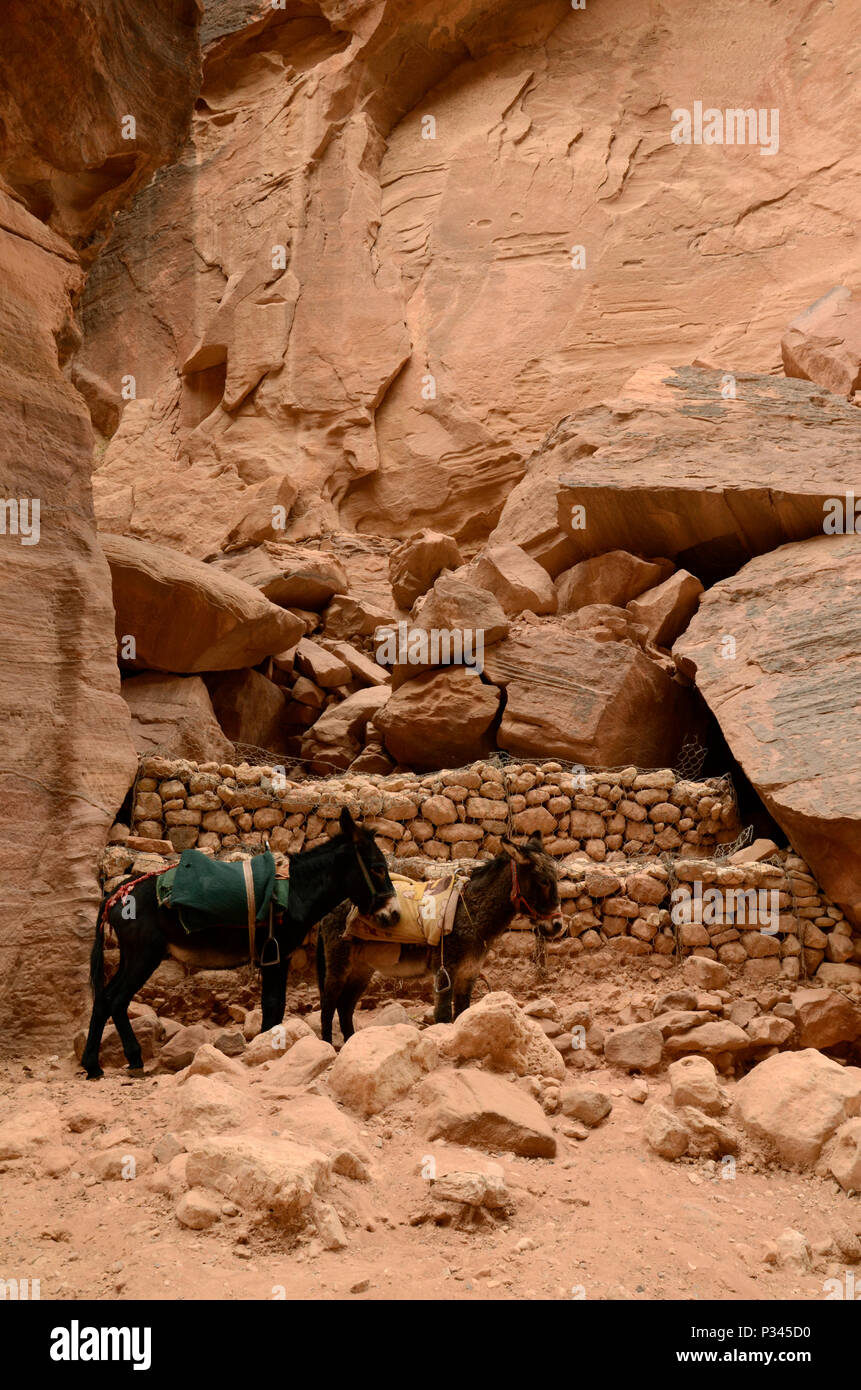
[372, 894, 401, 928]
[541, 908, 567, 941]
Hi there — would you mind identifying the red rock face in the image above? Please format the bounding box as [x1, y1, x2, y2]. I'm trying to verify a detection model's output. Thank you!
[72, 0, 861, 549]
[0, 0, 200, 1052]
[493, 366, 861, 583]
[675, 535, 861, 927]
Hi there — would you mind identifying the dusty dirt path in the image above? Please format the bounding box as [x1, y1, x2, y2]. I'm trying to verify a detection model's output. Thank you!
[1, 957, 858, 1303]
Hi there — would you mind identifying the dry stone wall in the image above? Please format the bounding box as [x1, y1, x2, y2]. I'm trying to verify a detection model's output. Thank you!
[101, 755, 861, 977]
[115, 755, 740, 862]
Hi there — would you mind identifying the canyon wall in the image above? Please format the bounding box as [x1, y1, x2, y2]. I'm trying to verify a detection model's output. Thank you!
[77, 0, 861, 547]
[2, 0, 860, 1050]
[0, 0, 200, 1051]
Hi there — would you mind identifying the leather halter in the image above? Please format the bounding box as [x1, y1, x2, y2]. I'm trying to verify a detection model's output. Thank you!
[509, 858, 544, 919]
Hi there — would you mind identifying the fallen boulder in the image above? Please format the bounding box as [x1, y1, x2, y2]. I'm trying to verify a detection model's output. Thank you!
[301, 685, 391, 774]
[626, 570, 703, 647]
[483, 624, 696, 766]
[328, 1024, 438, 1116]
[418, 1069, 556, 1157]
[556, 551, 671, 612]
[667, 1055, 727, 1115]
[214, 543, 348, 610]
[184, 1133, 330, 1231]
[121, 674, 234, 762]
[438, 991, 565, 1080]
[103, 532, 303, 673]
[791, 988, 861, 1050]
[675, 533, 861, 926]
[828, 1118, 861, 1193]
[733, 1049, 861, 1166]
[374, 667, 500, 770]
[603, 1021, 664, 1073]
[781, 286, 861, 398]
[389, 530, 463, 609]
[469, 544, 558, 616]
[206, 668, 293, 753]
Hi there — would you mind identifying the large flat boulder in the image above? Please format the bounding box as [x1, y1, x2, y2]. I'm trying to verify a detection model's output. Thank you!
[733, 1049, 861, 1167]
[103, 532, 303, 673]
[483, 624, 696, 766]
[491, 368, 861, 585]
[675, 534, 861, 925]
[214, 543, 349, 610]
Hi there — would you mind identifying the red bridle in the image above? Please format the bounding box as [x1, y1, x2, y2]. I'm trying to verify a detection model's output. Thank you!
[509, 859, 549, 920]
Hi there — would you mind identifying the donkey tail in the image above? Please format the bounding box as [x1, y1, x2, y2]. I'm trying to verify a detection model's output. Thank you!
[90, 897, 109, 998]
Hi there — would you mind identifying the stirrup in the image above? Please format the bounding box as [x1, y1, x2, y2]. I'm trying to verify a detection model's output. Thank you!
[260, 937, 281, 967]
[434, 966, 451, 994]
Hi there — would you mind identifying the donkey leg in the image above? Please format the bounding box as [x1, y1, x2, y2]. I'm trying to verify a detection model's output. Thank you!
[106, 942, 163, 1073]
[433, 982, 454, 1024]
[80, 999, 111, 1080]
[452, 959, 479, 1019]
[336, 967, 373, 1042]
[320, 975, 339, 1046]
[260, 957, 290, 1033]
[453, 987, 473, 1018]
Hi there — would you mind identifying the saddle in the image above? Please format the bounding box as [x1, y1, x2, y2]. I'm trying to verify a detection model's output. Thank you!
[344, 871, 463, 947]
[156, 849, 290, 956]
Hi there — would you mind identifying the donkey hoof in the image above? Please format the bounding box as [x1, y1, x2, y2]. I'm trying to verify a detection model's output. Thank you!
[127, 1066, 145, 1078]
[85, 1069, 104, 1081]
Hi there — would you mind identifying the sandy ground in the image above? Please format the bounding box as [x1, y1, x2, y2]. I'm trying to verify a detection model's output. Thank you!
[1, 953, 859, 1303]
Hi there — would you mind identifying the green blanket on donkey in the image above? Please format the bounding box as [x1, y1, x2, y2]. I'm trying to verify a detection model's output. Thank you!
[156, 849, 288, 934]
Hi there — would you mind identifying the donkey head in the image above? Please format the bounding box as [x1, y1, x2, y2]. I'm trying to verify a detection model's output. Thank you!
[337, 807, 400, 926]
[500, 832, 565, 939]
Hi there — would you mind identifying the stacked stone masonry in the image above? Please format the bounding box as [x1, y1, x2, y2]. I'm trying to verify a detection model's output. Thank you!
[101, 757, 861, 978]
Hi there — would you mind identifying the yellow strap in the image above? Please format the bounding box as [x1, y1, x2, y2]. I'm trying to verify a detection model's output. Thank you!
[242, 860, 256, 963]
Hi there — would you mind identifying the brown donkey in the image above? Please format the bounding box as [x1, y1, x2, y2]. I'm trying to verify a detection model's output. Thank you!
[316, 833, 563, 1044]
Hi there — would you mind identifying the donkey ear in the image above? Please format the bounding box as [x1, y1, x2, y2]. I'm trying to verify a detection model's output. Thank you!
[525, 831, 544, 852]
[501, 836, 529, 865]
[340, 807, 358, 838]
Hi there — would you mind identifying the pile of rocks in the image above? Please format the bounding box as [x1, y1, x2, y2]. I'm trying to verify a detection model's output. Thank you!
[646, 1047, 861, 1195]
[602, 955, 861, 1079]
